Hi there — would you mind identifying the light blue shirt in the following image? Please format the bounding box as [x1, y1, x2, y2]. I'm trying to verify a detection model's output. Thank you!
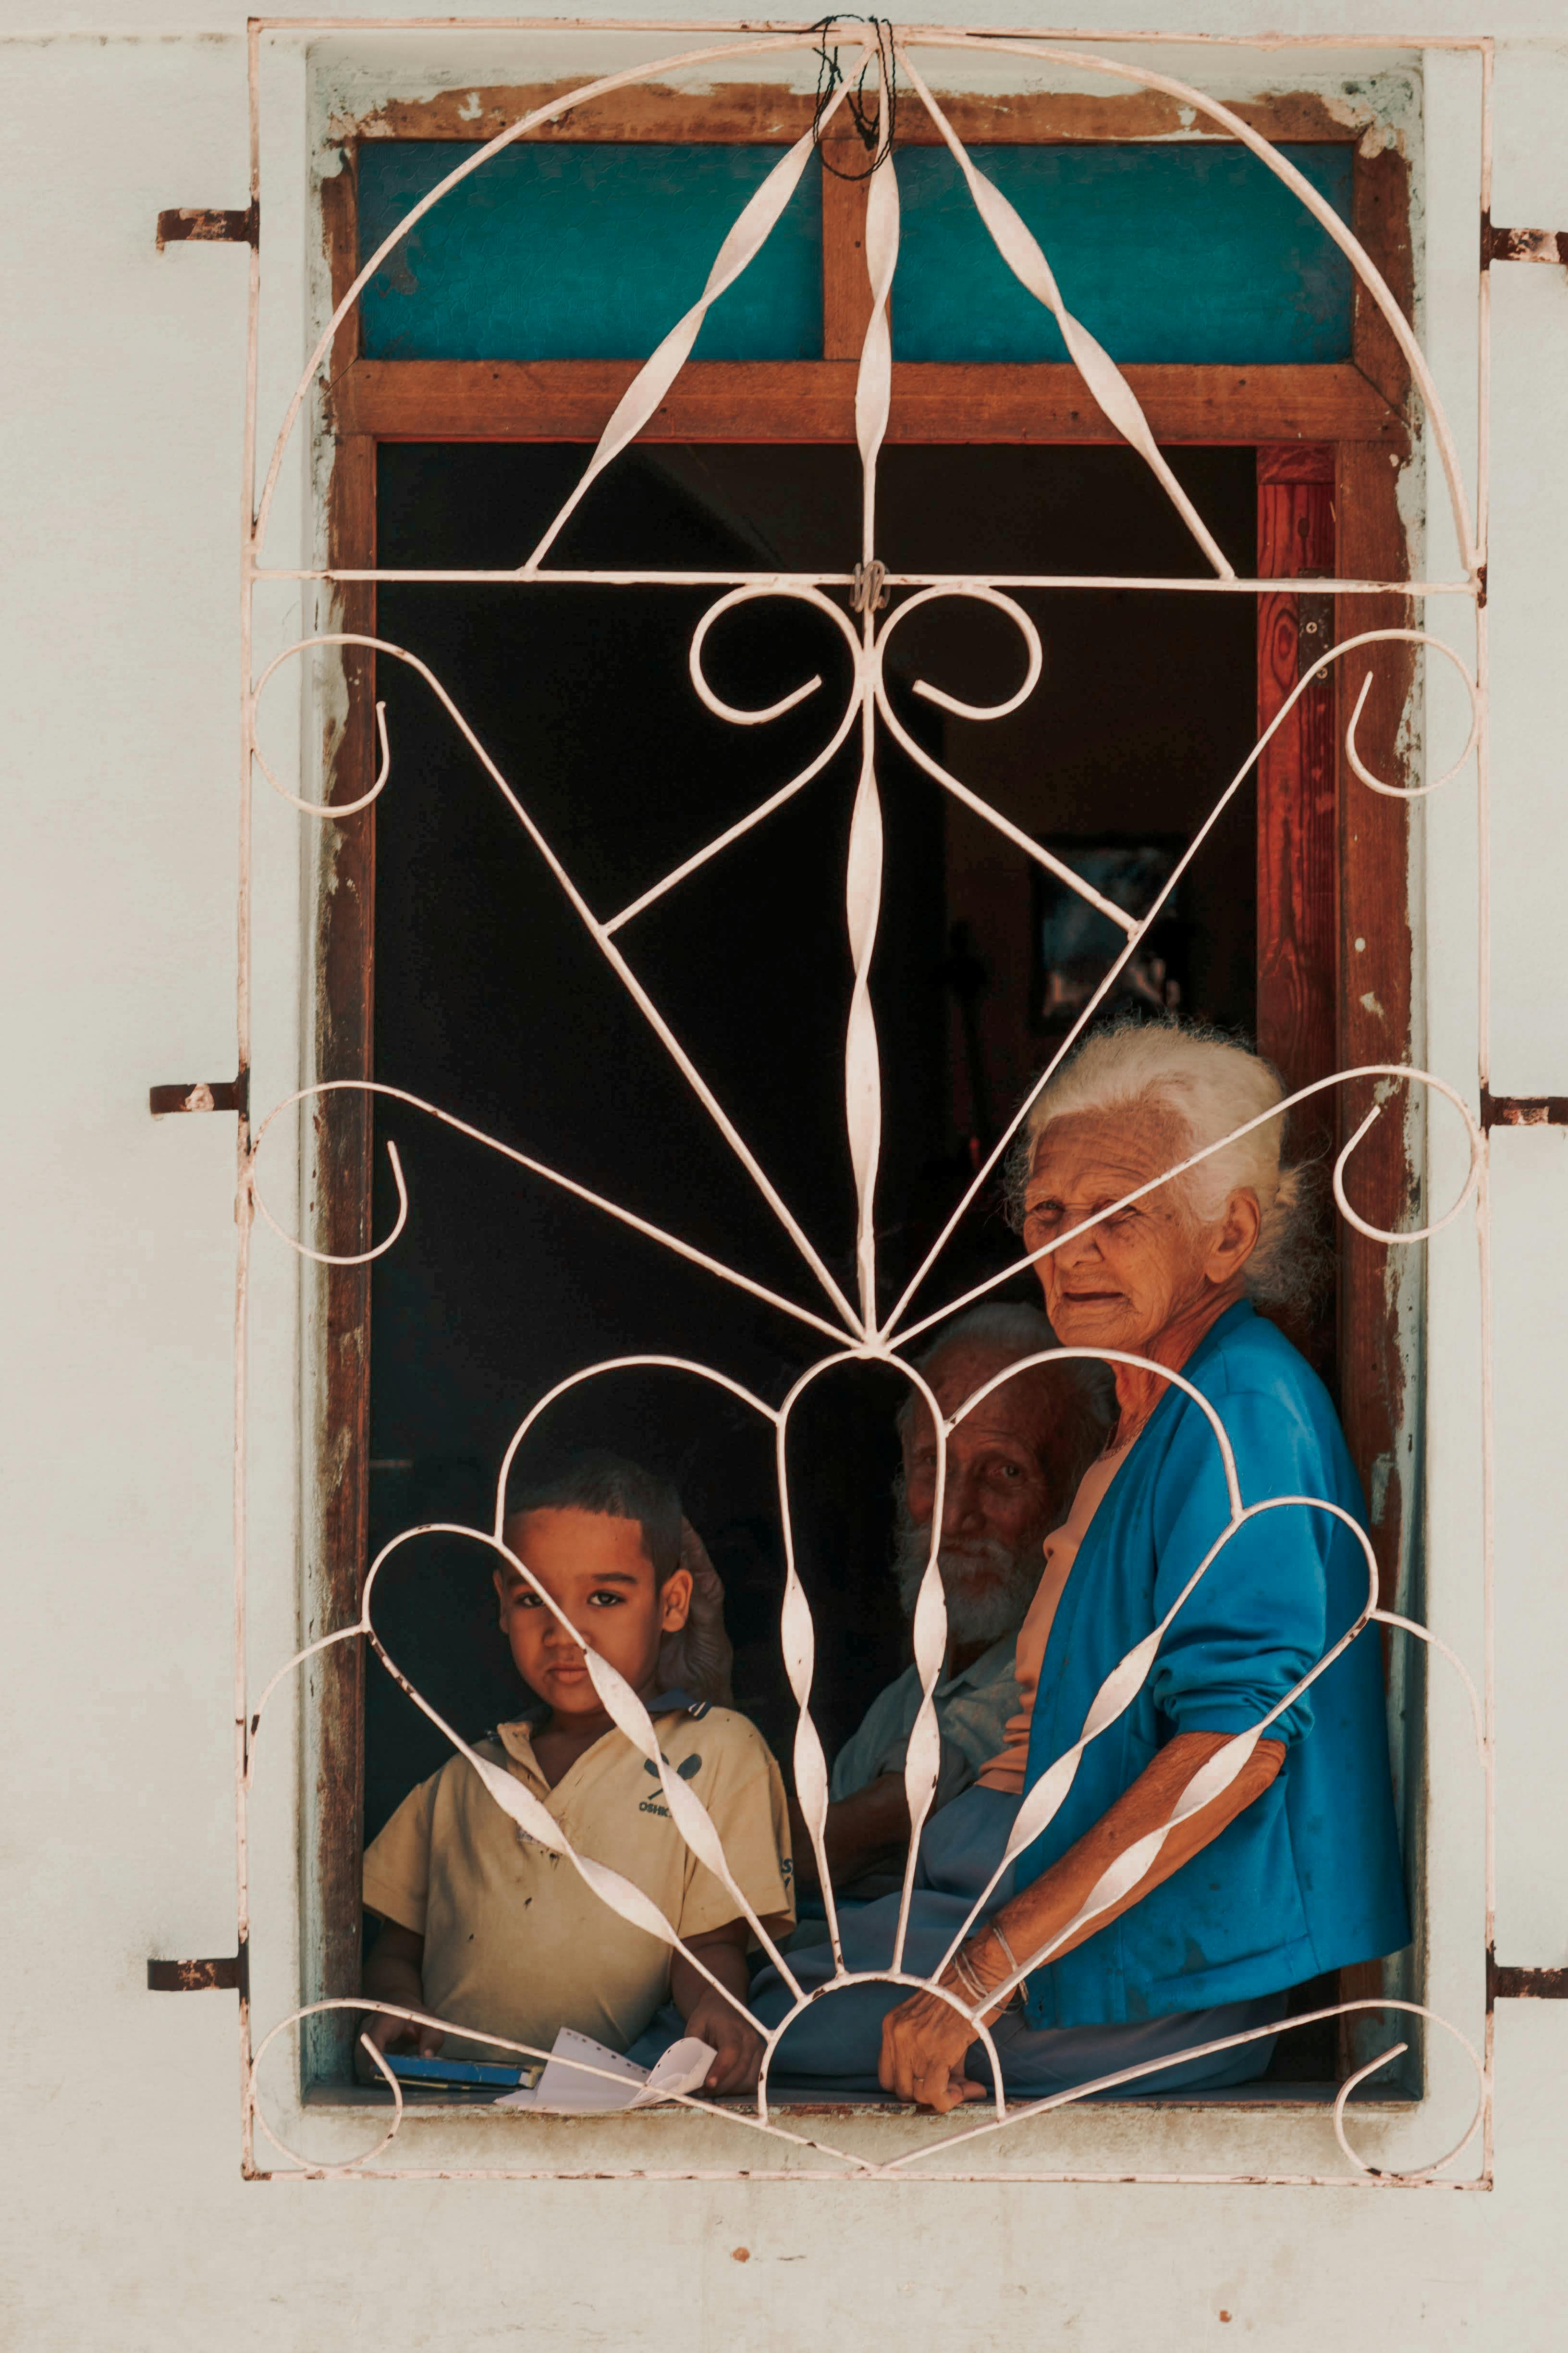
[831, 1636, 1020, 1810]
[1018, 1302, 1411, 2028]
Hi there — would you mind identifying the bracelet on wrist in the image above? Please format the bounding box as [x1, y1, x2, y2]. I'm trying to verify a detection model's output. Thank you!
[949, 1929, 1028, 2016]
[946, 1941, 1003, 2014]
[946, 1949, 986, 2006]
[988, 1921, 1023, 1986]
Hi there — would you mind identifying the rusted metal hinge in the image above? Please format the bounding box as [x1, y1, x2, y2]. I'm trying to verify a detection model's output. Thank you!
[1488, 1952, 1568, 2001]
[1480, 1086, 1568, 1133]
[149, 1072, 248, 1118]
[156, 201, 258, 252]
[1482, 220, 1568, 269]
[147, 1950, 246, 1994]
[1298, 591, 1335, 680]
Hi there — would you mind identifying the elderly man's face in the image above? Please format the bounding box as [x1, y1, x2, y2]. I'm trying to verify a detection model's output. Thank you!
[1021, 1108, 1251, 1354]
[898, 1343, 1078, 1640]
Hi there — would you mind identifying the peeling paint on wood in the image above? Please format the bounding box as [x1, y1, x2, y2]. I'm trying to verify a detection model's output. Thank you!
[330, 357, 1403, 445]
[328, 78, 1388, 151]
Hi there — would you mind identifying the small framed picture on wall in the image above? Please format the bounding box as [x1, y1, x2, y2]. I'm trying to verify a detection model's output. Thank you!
[1031, 837, 1189, 1037]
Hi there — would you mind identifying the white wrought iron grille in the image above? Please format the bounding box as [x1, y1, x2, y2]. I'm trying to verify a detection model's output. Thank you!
[224, 18, 1503, 2185]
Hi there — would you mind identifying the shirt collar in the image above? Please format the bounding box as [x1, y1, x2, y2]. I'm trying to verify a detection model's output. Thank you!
[1183, 1295, 1255, 1371]
[493, 1718, 547, 1781]
[492, 1688, 693, 1779]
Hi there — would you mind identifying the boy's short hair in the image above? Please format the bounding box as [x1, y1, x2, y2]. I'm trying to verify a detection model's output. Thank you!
[504, 1451, 685, 1586]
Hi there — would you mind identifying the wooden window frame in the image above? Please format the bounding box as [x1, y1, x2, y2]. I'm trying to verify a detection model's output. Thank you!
[308, 86, 1417, 2090]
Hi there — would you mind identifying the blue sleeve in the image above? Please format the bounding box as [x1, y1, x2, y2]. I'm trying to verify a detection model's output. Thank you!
[1146, 1385, 1356, 1747]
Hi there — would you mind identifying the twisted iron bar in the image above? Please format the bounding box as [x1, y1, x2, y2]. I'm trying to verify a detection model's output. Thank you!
[234, 26, 1497, 2184]
[247, 1314, 1487, 2172]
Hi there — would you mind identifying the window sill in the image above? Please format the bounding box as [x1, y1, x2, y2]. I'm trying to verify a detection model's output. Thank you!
[306, 2080, 1418, 2118]
[269, 2078, 1438, 2183]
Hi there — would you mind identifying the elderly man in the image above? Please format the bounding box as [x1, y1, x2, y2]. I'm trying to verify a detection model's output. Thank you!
[792, 1304, 1112, 1899]
[753, 1018, 1410, 2103]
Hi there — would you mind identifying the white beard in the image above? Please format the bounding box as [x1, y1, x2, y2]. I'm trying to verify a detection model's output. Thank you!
[890, 1494, 1043, 1649]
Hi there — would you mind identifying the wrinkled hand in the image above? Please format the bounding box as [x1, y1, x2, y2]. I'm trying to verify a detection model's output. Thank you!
[879, 1980, 990, 2113]
[657, 1519, 734, 1707]
[681, 1988, 765, 2097]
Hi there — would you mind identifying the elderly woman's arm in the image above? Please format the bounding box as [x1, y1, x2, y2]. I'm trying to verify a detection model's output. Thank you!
[879, 1728, 1286, 2111]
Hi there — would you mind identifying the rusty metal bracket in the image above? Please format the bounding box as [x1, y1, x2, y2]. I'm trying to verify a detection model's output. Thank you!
[147, 1953, 245, 1993]
[156, 202, 258, 252]
[1489, 1954, 1568, 2001]
[1482, 220, 1568, 269]
[1297, 592, 1335, 680]
[149, 1073, 249, 1118]
[1480, 1087, 1568, 1132]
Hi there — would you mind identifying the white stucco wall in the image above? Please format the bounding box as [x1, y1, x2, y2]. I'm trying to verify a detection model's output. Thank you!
[4, 8, 1567, 2347]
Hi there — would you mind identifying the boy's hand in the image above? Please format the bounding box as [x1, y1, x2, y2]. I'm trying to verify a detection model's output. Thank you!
[357, 1918, 440, 2079]
[681, 1987, 766, 2097]
[670, 1919, 764, 2097]
[360, 2007, 445, 2062]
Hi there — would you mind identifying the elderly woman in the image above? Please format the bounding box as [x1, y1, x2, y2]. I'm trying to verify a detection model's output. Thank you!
[750, 1020, 1409, 2107]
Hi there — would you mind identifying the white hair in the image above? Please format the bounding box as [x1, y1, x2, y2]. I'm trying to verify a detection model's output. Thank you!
[894, 1301, 1115, 1477]
[1006, 1017, 1324, 1311]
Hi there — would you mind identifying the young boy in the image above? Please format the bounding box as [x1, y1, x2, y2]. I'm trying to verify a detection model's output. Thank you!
[360, 1452, 793, 2095]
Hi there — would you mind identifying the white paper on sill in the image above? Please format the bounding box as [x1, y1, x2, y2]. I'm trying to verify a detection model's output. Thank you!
[493, 2028, 716, 2112]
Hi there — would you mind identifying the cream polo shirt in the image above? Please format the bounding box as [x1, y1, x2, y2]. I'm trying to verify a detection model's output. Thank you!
[363, 1702, 795, 2063]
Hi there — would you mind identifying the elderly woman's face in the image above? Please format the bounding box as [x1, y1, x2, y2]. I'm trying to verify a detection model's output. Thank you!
[1022, 1108, 1256, 1354]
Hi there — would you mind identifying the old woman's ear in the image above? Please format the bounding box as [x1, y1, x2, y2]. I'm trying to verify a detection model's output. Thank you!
[1199, 1186, 1262, 1290]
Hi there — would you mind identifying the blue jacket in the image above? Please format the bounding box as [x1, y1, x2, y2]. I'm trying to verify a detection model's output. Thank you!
[1018, 1302, 1410, 2027]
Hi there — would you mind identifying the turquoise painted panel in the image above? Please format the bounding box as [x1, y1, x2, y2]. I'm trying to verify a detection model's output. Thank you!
[891, 144, 1354, 364]
[357, 142, 824, 362]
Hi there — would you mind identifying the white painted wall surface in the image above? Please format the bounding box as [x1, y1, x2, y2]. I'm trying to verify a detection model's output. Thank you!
[3, 9, 1567, 2348]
